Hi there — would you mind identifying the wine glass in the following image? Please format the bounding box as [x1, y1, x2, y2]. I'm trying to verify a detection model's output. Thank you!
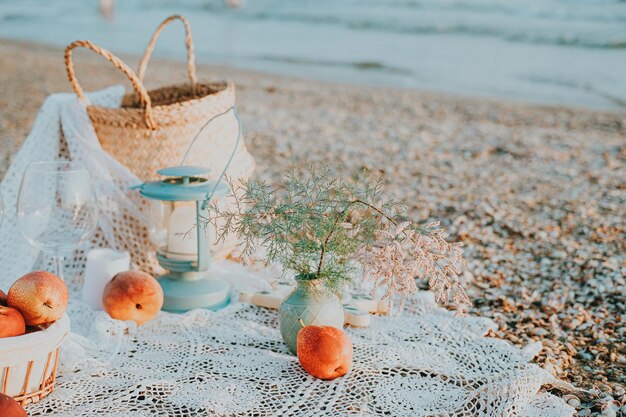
[17, 161, 99, 280]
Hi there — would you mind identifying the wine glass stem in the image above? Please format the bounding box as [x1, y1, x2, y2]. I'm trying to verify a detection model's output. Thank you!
[53, 255, 65, 281]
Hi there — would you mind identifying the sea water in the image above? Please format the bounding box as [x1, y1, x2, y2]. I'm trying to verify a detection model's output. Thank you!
[0, 0, 625, 110]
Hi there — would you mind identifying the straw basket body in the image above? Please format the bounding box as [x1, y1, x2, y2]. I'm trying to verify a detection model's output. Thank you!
[89, 82, 249, 182]
[0, 315, 70, 406]
[64, 15, 255, 182]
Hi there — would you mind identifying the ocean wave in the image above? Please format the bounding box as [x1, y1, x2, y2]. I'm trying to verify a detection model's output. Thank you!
[367, 0, 626, 24]
[2, 0, 625, 49]
[255, 55, 413, 75]
[169, 0, 626, 49]
[348, 20, 626, 49]
[228, 9, 626, 49]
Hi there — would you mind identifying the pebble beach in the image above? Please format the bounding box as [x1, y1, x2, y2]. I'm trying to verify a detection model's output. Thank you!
[0, 38, 624, 415]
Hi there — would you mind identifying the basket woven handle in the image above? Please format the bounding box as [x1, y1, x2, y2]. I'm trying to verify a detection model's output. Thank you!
[64, 40, 158, 130]
[137, 15, 198, 93]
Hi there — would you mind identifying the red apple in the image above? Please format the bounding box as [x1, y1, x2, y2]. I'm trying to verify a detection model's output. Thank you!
[0, 289, 6, 306]
[102, 271, 163, 325]
[0, 306, 26, 338]
[297, 325, 353, 380]
[0, 393, 27, 417]
[7, 272, 68, 326]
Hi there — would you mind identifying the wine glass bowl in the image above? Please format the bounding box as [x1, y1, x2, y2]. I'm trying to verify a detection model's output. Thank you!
[17, 161, 98, 279]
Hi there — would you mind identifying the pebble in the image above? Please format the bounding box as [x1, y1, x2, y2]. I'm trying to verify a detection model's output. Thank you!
[564, 394, 581, 408]
[600, 401, 621, 417]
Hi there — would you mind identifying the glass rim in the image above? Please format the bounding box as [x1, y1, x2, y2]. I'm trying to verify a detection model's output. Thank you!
[26, 160, 88, 174]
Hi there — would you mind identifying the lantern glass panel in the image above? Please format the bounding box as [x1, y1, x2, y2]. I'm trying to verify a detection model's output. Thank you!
[147, 200, 172, 249]
[166, 201, 198, 256]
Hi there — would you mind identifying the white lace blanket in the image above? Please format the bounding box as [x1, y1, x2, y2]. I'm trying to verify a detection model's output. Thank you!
[28, 275, 574, 417]
[0, 90, 574, 417]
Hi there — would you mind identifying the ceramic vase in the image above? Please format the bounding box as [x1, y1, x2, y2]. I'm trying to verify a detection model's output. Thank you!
[278, 277, 344, 355]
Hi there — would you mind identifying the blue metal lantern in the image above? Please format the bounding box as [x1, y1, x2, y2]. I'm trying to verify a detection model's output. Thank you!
[137, 165, 230, 312]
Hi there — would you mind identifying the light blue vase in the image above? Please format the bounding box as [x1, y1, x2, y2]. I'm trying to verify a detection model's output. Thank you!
[278, 277, 344, 355]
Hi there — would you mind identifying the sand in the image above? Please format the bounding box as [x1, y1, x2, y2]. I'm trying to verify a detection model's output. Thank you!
[0, 38, 624, 414]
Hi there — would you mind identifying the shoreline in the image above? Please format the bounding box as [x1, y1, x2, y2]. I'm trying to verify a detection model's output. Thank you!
[2, 37, 625, 116]
[0, 37, 624, 409]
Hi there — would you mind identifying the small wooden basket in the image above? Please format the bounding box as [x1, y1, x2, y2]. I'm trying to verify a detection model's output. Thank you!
[0, 315, 70, 406]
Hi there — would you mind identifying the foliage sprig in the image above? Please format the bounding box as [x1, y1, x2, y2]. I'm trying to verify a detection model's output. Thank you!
[208, 165, 470, 311]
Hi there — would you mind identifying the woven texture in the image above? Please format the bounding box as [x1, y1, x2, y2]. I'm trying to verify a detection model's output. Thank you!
[19, 264, 574, 417]
[0, 315, 69, 405]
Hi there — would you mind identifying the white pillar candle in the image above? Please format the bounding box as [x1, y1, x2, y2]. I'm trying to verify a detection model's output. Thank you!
[167, 205, 198, 255]
[82, 249, 131, 310]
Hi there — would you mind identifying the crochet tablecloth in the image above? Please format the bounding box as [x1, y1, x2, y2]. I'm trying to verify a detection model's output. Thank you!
[21, 265, 573, 417]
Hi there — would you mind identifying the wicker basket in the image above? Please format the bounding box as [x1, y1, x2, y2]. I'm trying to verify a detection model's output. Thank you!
[0, 315, 70, 406]
[64, 15, 254, 182]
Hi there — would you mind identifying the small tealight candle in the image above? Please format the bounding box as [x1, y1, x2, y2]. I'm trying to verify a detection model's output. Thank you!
[82, 249, 131, 310]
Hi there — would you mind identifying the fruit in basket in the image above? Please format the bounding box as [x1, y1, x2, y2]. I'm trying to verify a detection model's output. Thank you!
[7, 271, 68, 326]
[102, 271, 163, 325]
[0, 306, 26, 338]
[0, 289, 6, 306]
[296, 324, 353, 380]
[0, 393, 28, 417]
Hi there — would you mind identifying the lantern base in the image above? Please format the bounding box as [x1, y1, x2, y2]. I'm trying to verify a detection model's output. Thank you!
[158, 275, 230, 312]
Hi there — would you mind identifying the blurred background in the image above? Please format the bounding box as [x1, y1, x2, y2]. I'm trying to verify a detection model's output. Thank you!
[1, 0, 625, 110]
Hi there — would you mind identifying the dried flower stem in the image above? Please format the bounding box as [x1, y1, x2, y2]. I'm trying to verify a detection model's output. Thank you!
[207, 165, 471, 311]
